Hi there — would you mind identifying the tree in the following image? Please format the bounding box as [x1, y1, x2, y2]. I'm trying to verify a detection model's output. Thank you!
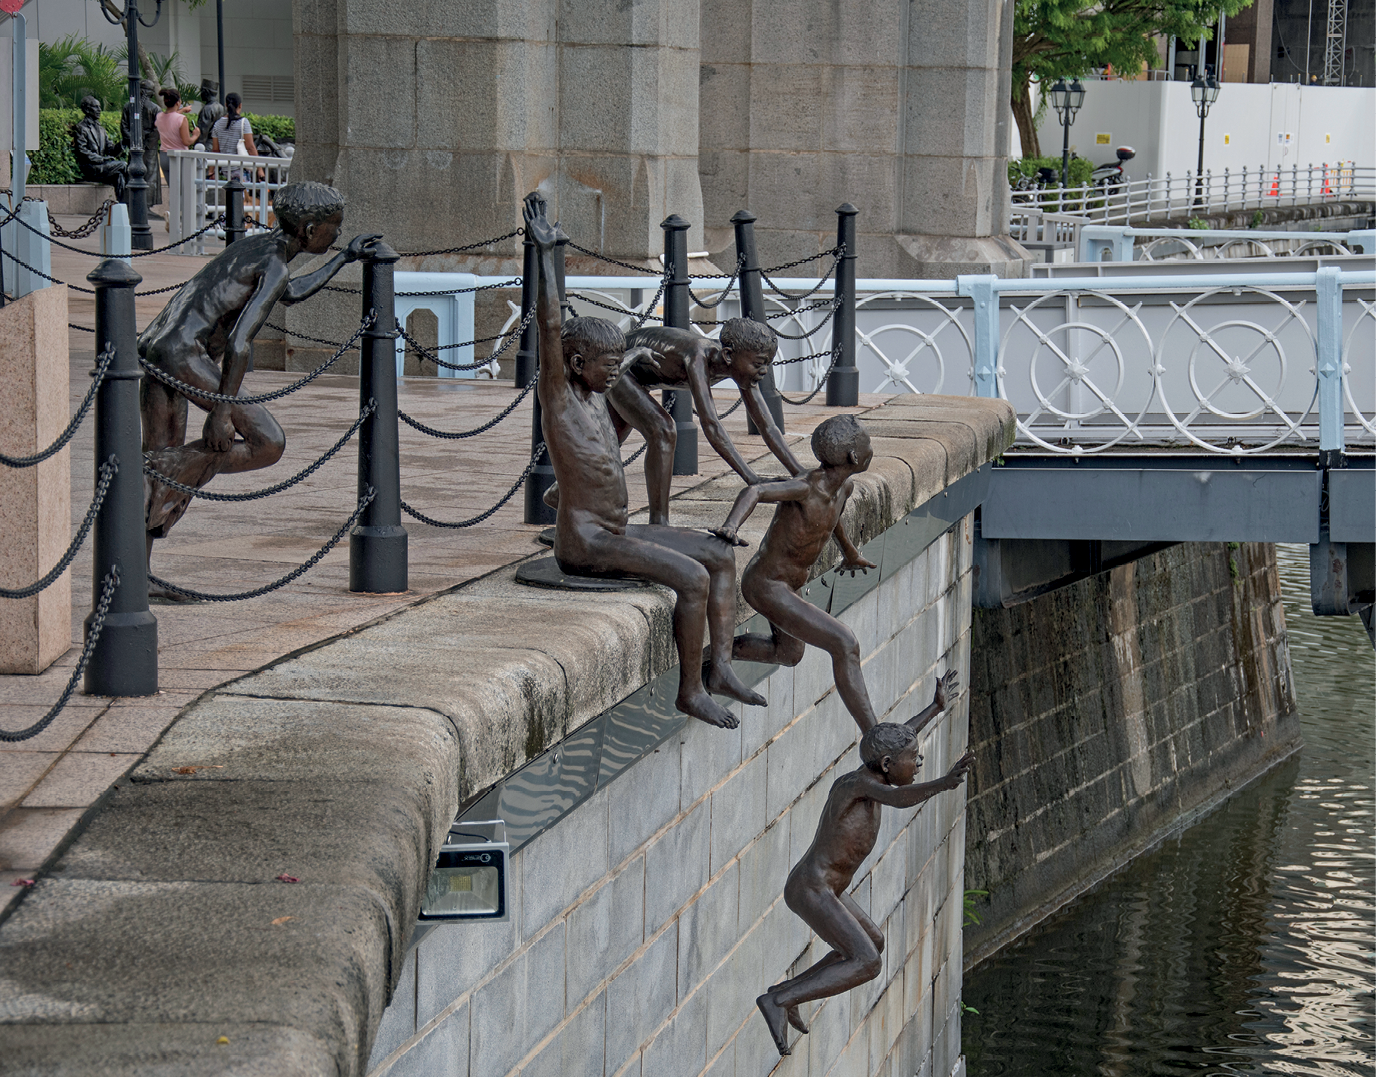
[96, 0, 206, 87]
[1011, 0, 1254, 158]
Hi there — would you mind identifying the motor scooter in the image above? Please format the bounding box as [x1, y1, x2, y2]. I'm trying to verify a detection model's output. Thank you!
[1091, 146, 1135, 189]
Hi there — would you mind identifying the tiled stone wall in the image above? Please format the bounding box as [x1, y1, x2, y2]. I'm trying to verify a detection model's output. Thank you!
[367, 519, 976, 1077]
[963, 541, 1301, 966]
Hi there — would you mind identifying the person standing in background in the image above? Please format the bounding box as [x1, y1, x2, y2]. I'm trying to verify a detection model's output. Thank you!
[155, 88, 199, 187]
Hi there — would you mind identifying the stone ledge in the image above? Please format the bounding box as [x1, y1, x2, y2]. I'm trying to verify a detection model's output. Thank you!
[0, 394, 1014, 1075]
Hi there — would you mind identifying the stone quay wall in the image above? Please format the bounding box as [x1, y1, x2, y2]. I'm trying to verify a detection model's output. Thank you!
[962, 541, 1301, 966]
[0, 396, 1015, 1076]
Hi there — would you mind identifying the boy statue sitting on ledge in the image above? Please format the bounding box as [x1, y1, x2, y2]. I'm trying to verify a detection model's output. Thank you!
[757, 673, 971, 1055]
[523, 192, 764, 729]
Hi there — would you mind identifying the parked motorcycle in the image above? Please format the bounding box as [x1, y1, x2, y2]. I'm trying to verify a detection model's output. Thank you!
[1091, 146, 1135, 189]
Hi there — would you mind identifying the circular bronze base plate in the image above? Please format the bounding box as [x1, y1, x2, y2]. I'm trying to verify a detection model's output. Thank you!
[515, 556, 651, 592]
[535, 527, 555, 548]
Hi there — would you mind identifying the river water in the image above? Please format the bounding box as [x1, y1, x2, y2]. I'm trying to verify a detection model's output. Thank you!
[962, 544, 1374, 1076]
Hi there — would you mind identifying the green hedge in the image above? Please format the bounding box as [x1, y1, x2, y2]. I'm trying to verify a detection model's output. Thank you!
[1008, 156, 1094, 188]
[28, 110, 294, 185]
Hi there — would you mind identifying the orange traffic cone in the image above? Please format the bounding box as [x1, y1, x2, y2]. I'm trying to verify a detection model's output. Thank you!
[1269, 173, 1280, 197]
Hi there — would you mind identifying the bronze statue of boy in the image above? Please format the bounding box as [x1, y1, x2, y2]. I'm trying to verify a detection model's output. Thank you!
[139, 181, 379, 595]
[523, 193, 764, 729]
[757, 675, 971, 1056]
[711, 414, 883, 732]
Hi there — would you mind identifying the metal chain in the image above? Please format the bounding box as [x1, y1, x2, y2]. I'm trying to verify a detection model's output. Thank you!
[775, 346, 839, 366]
[768, 298, 838, 321]
[565, 240, 665, 276]
[717, 396, 744, 419]
[760, 248, 844, 302]
[145, 401, 374, 501]
[688, 256, 744, 308]
[49, 200, 115, 238]
[566, 287, 665, 327]
[334, 228, 524, 258]
[0, 246, 197, 297]
[630, 280, 668, 331]
[770, 300, 839, 341]
[401, 446, 545, 528]
[0, 566, 120, 743]
[322, 278, 522, 298]
[399, 306, 535, 372]
[139, 314, 373, 405]
[8, 208, 223, 256]
[0, 348, 112, 468]
[148, 488, 375, 602]
[0, 457, 116, 599]
[399, 380, 534, 440]
[622, 441, 647, 467]
[780, 347, 839, 406]
[761, 246, 843, 275]
[68, 322, 95, 333]
[262, 322, 353, 349]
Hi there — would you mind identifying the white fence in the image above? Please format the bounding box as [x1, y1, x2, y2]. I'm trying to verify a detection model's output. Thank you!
[166, 148, 293, 255]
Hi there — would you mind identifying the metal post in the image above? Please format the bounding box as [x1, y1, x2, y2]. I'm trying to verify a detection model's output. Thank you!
[521, 230, 563, 524]
[1061, 110, 1072, 189]
[514, 230, 538, 388]
[661, 214, 697, 475]
[350, 241, 408, 593]
[121, 0, 157, 252]
[959, 274, 1000, 398]
[1315, 265, 1344, 466]
[11, 11, 26, 200]
[216, 0, 226, 104]
[84, 258, 157, 696]
[827, 203, 859, 406]
[223, 174, 245, 245]
[732, 210, 785, 434]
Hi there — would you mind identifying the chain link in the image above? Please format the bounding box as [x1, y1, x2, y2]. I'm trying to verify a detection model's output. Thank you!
[399, 306, 535, 372]
[688, 256, 744, 309]
[145, 401, 374, 501]
[0, 246, 199, 297]
[139, 314, 372, 405]
[780, 347, 840, 406]
[1, 348, 112, 469]
[770, 300, 839, 341]
[401, 446, 544, 528]
[148, 488, 375, 601]
[622, 441, 647, 467]
[0, 457, 117, 599]
[7, 206, 223, 256]
[49, 200, 115, 239]
[335, 228, 524, 259]
[0, 566, 120, 743]
[566, 285, 666, 328]
[565, 240, 666, 276]
[399, 380, 535, 440]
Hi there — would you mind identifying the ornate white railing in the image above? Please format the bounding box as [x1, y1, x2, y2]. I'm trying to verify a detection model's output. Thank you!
[166, 148, 293, 255]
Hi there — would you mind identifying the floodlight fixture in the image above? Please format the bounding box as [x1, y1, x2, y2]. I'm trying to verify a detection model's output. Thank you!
[419, 819, 510, 922]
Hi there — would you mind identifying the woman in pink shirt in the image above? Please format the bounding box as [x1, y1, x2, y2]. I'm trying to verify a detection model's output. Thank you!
[155, 87, 200, 186]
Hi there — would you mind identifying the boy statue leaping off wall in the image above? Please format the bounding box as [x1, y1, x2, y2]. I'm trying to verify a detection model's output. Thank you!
[758, 684, 972, 1056]
[139, 181, 379, 598]
[523, 193, 765, 730]
[711, 413, 885, 733]
[545, 319, 803, 525]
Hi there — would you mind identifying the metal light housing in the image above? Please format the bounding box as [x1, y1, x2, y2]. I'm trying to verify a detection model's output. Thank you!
[419, 819, 510, 922]
[1048, 78, 1070, 114]
[1068, 79, 1086, 112]
[1191, 73, 1220, 114]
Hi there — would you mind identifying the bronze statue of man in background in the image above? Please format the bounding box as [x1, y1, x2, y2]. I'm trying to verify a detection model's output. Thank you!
[757, 673, 971, 1056]
[524, 192, 765, 729]
[121, 78, 162, 206]
[139, 181, 378, 597]
[72, 96, 127, 200]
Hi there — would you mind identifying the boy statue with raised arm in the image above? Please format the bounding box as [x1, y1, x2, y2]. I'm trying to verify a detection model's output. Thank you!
[711, 413, 883, 732]
[523, 193, 764, 729]
[757, 675, 971, 1055]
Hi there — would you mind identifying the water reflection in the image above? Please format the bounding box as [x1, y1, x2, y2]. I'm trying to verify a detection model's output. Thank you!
[963, 544, 1374, 1076]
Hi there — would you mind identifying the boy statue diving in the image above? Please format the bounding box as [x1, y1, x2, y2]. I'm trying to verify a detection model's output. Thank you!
[523, 193, 764, 730]
[757, 676, 972, 1055]
[138, 181, 379, 597]
[711, 413, 883, 733]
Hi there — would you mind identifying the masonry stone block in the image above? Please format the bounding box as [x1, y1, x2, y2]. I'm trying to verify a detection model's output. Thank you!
[735, 1008, 788, 1077]
[520, 789, 610, 938]
[807, 993, 851, 1077]
[643, 985, 709, 1077]
[376, 1003, 467, 1077]
[415, 902, 518, 1027]
[680, 710, 744, 809]
[678, 862, 740, 1000]
[787, 769, 832, 869]
[608, 738, 682, 867]
[606, 923, 679, 1075]
[366, 948, 416, 1071]
[705, 918, 763, 1055]
[645, 800, 710, 935]
[566, 854, 644, 1005]
[766, 711, 821, 824]
[703, 1040, 734, 1077]
[709, 751, 768, 875]
[467, 950, 528, 1076]
[737, 814, 790, 931]
[739, 661, 794, 757]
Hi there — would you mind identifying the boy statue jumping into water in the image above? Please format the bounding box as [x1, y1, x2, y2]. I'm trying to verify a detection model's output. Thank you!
[757, 678, 972, 1055]
[139, 181, 379, 596]
[711, 413, 884, 732]
[547, 319, 803, 525]
[523, 193, 764, 729]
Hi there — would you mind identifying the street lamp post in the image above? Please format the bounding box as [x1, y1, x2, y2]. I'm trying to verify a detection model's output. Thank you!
[100, 0, 163, 252]
[1191, 70, 1220, 208]
[1048, 78, 1086, 189]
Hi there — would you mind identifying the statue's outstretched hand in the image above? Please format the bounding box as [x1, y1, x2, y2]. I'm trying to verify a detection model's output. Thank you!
[943, 750, 974, 790]
[343, 233, 384, 262]
[523, 193, 557, 250]
[934, 669, 960, 712]
[840, 554, 877, 577]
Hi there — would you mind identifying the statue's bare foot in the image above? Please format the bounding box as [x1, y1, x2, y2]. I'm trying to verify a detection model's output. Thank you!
[678, 689, 739, 729]
[542, 482, 560, 510]
[705, 663, 767, 707]
[786, 1005, 810, 1034]
[757, 993, 791, 1056]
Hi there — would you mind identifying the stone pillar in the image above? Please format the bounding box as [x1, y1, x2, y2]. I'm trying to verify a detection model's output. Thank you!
[289, 0, 705, 365]
[0, 286, 72, 674]
[699, 0, 1029, 278]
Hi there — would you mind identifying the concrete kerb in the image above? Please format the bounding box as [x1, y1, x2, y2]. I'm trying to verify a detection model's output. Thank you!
[0, 394, 1014, 1075]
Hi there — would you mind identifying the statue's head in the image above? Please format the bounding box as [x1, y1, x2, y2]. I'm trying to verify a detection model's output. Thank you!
[811, 414, 872, 471]
[272, 182, 348, 251]
[860, 722, 921, 783]
[719, 317, 778, 385]
[561, 316, 625, 395]
[200, 78, 218, 104]
[141, 78, 158, 98]
[80, 95, 102, 119]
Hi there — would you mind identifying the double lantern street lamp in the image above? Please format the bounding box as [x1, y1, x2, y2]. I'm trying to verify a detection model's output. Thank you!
[101, 0, 163, 251]
[1191, 70, 1221, 208]
[1047, 78, 1086, 189]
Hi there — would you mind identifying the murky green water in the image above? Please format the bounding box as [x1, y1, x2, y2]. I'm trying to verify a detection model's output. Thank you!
[962, 544, 1374, 1076]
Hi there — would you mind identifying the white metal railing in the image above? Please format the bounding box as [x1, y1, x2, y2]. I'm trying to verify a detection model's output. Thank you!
[166, 148, 292, 254]
[1008, 161, 1374, 227]
[1075, 224, 1375, 262]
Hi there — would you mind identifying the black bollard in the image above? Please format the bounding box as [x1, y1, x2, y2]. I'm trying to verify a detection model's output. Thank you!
[661, 214, 698, 475]
[522, 221, 564, 525]
[731, 210, 785, 434]
[84, 259, 157, 696]
[224, 175, 246, 246]
[826, 203, 859, 406]
[514, 226, 539, 388]
[349, 241, 408, 593]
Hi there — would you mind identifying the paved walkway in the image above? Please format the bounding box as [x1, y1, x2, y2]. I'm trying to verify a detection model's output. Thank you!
[0, 217, 876, 905]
